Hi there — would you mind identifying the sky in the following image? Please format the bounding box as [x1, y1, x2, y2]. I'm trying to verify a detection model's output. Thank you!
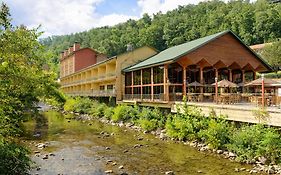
[1, 0, 255, 37]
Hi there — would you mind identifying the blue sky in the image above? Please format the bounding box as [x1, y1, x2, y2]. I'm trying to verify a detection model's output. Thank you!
[1, 0, 255, 37]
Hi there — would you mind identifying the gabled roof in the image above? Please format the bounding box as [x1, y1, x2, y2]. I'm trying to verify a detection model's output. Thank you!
[123, 30, 272, 72]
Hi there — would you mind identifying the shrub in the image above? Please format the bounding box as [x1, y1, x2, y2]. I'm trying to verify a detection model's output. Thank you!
[0, 139, 31, 175]
[63, 97, 77, 112]
[199, 118, 232, 149]
[138, 118, 158, 131]
[227, 125, 265, 162]
[111, 105, 132, 122]
[73, 97, 93, 114]
[257, 127, 281, 164]
[90, 102, 107, 118]
[104, 107, 114, 120]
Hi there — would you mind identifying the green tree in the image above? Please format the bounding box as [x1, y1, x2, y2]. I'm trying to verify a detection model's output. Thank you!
[261, 41, 281, 71]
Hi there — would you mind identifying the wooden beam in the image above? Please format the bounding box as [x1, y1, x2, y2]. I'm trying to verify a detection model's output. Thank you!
[200, 67, 204, 93]
[151, 67, 154, 101]
[183, 67, 187, 97]
[229, 69, 232, 81]
[140, 69, 143, 100]
[164, 64, 169, 101]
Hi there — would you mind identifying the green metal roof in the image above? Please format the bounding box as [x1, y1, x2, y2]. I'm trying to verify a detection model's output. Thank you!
[123, 30, 272, 72]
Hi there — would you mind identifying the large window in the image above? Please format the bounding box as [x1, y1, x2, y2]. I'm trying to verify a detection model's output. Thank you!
[142, 68, 151, 84]
[245, 71, 254, 82]
[153, 85, 164, 94]
[125, 72, 132, 86]
[153, 66, 164, 84]
[187, 65, 199, 83]
[203, 67, 215, 84]
[168, 63, 183, 84]
[133, 70, 141, 85]
[232, 69, 242, 83]
[218, 68, 229, 81]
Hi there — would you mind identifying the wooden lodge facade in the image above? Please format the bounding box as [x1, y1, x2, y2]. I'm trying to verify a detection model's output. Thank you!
[122, 30, 272, 104]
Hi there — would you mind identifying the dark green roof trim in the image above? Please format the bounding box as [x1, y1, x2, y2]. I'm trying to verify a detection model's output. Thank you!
[123, 30, 272, 72]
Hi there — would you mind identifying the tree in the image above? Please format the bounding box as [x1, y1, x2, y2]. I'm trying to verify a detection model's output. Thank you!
[261, 41, 281, 71]
[0, 3, 64, 174]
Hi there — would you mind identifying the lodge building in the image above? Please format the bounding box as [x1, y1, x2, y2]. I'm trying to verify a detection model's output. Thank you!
[122, 30, 272, 103]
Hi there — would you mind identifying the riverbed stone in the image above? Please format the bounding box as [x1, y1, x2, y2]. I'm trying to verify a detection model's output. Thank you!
[112, 162, 117, 166]
[42, 154, 48, 160]
[105, 170, 113, 174]
[258, 156, 267, 165]
[228, 152, 236, 157]
[165, 171, 174, 175]
[119, 165, 124, 169]
[216, 150, 223, 154]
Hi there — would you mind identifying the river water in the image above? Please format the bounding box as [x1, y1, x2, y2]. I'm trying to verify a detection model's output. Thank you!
[23, 110, 255, 175]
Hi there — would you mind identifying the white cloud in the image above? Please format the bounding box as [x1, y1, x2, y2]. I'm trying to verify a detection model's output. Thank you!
[5, 0, 137, 37]
[137, 0, 257, 16]
[137, 0, 202, 16]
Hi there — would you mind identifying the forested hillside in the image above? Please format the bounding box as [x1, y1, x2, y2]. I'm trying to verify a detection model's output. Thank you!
[41, 0, 281, 66]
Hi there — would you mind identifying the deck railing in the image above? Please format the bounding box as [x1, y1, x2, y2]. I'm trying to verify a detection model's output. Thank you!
[67, 89, 116, 97]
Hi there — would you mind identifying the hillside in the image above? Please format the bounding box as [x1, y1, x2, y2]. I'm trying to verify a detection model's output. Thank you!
[41, 0, 281, 66]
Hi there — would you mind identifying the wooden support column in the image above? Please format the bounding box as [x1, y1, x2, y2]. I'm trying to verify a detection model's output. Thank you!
[242, 70, 245, 93]
[200, 67, 204, 93]
[164, 64, 169, 101]
[151, 68, 154, 101]
[183, 67, 187, 97]
[229, 69, 232, 81]
[253, 71, 256, 80]
[131, 71, 134, 97]
[215, 68, 219, 80]
[140, 69, 143, 100]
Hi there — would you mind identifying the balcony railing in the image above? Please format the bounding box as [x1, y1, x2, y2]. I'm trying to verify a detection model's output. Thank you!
[123, 93, 165, 102]
[67, 89, 116, 97]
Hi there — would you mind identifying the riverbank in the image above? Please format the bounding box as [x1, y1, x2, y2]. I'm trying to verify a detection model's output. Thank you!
[51, 97, 281, 174]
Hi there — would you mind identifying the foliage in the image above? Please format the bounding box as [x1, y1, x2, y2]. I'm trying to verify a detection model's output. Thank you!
[136, 107, 165, 131]
[104, 107, 114, 120]
[199, 118, 232, 149]
[226, 124, 281, 163]
[166, 105, 209, 141]
[261, 41, 281, 71]
[252, 107, 270, 123]
[0, 3, 64, 173]
[0, 138, 31, 175]
[111, 105, 133, 122]
[90, 102, 107, 118]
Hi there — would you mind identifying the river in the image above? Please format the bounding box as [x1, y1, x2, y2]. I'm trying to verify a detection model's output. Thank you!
[23, 110, 255, 175]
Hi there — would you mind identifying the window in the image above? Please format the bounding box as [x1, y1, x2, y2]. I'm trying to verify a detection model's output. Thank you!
[100, 85, 105, 90]
[133, 70, 141, 85]
[125, 72, 132, 86]
[168, 63, 183, 84]
[142, 68, 151, 84]
[153, 66, 164, 84]
[107, 85, 114, 90]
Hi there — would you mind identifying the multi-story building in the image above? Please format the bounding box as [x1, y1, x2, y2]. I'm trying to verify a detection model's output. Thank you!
[60, 45, 157, 101]
[60, 42, 107, 78]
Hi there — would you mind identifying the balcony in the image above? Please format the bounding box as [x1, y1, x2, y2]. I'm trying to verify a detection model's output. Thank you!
[67, 89, 116, 97]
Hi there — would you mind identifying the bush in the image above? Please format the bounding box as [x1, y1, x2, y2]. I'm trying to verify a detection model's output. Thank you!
[90, 102, 107, 118]
[199, 118, 232, 149]
[63, 97, 77, 112]
[73, 97, 93, 114]
[104, 106, 114, 120]
[138, 118, 158, 131]
[227, 125, 265, 162]
[0, 139, 31, 175]
[111, 105, 132, 122]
